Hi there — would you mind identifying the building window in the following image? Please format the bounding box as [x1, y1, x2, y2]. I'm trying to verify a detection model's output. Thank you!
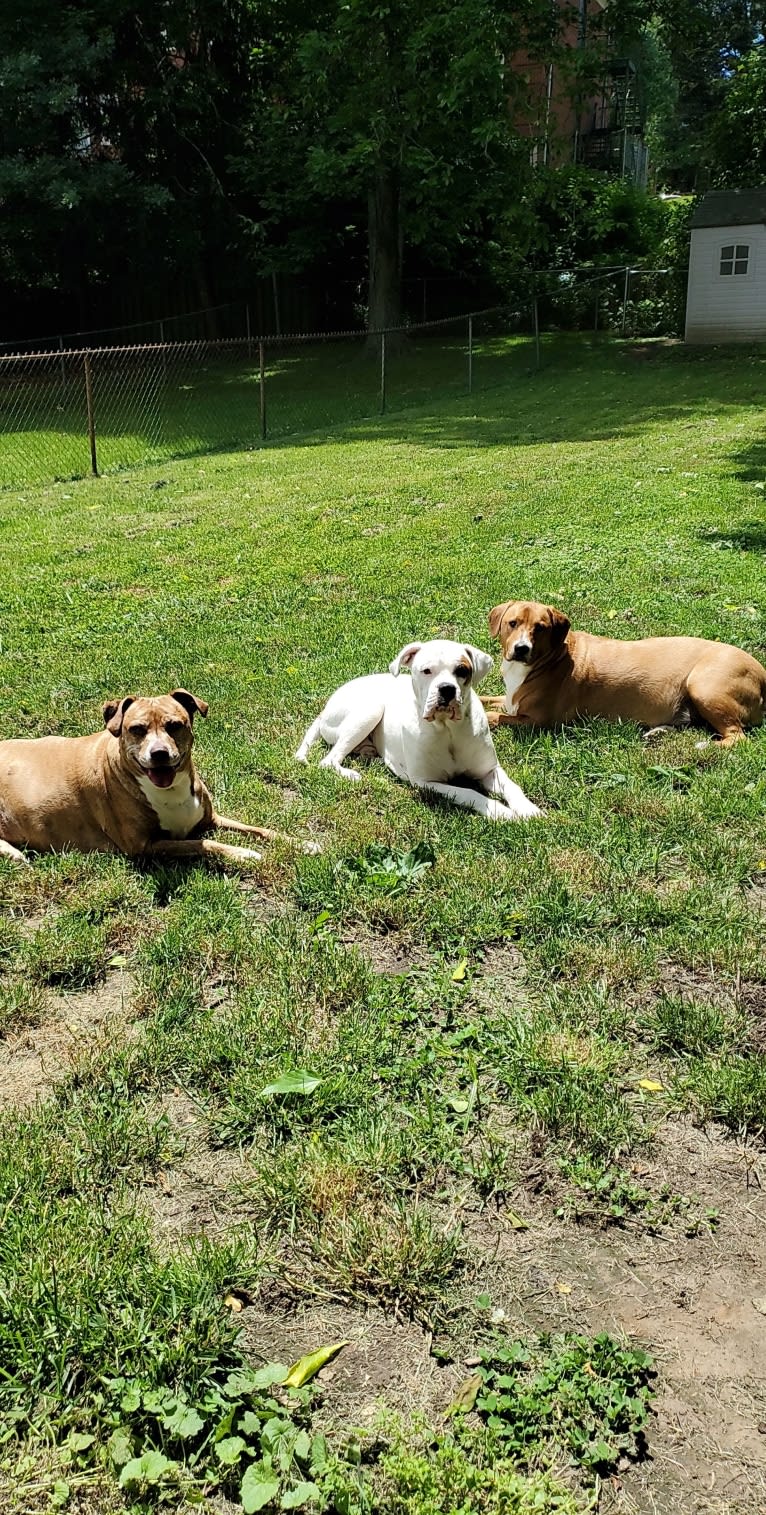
[720, 243, 749, 275]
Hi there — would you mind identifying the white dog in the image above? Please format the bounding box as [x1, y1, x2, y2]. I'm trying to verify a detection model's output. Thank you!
[295, 639, 542, 821]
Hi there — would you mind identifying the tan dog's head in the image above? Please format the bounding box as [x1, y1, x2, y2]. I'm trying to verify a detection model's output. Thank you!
[488, 601, 570, 668]
[103, 690, 208, 790]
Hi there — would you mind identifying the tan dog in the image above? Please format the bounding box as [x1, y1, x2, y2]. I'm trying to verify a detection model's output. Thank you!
[0, 690, 315, 867]
[483, 601, 766, 746]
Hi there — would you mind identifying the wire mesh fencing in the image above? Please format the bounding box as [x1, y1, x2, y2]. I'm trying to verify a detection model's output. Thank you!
[0, 269, 682, 490]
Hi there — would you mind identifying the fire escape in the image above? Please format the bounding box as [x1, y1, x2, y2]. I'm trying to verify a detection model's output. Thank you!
[579, 59, 648, 186]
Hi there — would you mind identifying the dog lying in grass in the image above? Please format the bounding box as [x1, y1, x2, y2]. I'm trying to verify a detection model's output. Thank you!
[483, 600, 766, 747]
[0, 689, 318, 867]
[296, 639, 542, 821]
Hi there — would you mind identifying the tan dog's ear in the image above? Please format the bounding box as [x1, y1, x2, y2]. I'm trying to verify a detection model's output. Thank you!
[171, 689, 209, 720]
[103, 696, 135, 736]
[547, 607, 570, 645]
[464, 645, 494, 686]
[488, 603, 510, 640]
[389, 643, 423, 676]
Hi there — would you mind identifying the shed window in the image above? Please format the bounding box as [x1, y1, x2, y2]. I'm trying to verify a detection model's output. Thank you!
[720, 242, 749, 275]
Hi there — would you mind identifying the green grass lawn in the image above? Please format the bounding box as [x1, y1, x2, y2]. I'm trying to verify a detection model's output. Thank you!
[0, 324, 535, 489]
[1, 337, 765, 1515]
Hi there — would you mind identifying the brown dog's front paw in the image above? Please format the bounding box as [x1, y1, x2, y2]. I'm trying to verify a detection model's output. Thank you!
[485, 711, 501, 730]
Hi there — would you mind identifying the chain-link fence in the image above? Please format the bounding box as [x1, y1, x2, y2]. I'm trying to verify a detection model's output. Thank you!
[0, 268, 681, 489]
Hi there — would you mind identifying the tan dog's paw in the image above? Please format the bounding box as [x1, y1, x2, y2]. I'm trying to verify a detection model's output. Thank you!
[485, 710, 502, 731]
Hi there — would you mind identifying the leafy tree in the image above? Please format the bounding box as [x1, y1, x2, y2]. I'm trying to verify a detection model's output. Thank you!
[0, 0, 256, 315]
[240, 0, 566, 334]
[709, 40, 766, 183]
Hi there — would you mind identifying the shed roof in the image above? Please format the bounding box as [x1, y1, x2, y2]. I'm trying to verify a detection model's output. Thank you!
[690, 188, 766, 229]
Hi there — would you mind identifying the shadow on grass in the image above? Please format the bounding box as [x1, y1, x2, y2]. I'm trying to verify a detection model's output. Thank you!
[5, 334, 766, 486]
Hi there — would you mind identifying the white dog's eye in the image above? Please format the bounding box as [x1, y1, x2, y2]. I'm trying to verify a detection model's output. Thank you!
[422, 668, 432, 676]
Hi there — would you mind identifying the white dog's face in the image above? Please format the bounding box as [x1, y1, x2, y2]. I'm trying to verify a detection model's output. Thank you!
[389, 639, 494, 722]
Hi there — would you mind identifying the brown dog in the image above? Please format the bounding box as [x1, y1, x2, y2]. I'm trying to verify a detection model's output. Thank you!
[0, 690, 316, 867]
[483, 601, 766, 746]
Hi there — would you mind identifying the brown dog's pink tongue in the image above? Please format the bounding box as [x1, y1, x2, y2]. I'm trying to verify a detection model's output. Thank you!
[148, 769, 175, 789]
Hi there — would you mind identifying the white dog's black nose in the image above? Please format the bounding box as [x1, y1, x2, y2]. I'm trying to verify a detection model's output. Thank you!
[437, 682, 457, 703]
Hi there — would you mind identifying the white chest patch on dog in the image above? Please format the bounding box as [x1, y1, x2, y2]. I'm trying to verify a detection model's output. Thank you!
[501, 660, 530, 715]
[137, 772, 205, 837]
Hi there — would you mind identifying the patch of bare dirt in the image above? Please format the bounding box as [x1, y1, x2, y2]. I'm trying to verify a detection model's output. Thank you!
[469, 1117, 766, 1515]
[236, 1299, 459, 1431]
[142, 1089, 253, 1243]
[340, 927, 432, 975]
[0, 967, 136, 1107]
[471, 942, 528, 1010]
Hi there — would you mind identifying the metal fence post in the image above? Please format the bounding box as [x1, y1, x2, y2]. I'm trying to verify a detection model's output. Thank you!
[246, 303, 253, 362]
[533, 296, 540, 370]
[259, 341, 267, 441]
[467, 315, 473, 394]
[58, 334, 66, 392]
[83, 352, 98, 477]
[621, 267, 630, 336]
[379, 331, 386, 415]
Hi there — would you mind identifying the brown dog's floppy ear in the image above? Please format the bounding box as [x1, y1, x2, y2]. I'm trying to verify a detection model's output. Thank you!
[547, 607, 570, 645]
[103, 696, 135, 736]
[488, 603, 510, 640]
[171, 689, 209, 720]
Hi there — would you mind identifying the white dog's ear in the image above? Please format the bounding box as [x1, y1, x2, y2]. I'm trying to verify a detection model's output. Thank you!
[464, 646, 494, 687]
[389, 642, 423, 676]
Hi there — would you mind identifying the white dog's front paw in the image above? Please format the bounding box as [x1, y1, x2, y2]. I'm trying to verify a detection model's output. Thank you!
[295, 748, 309, 764]
[320, 756, 361, 782]
[301, 839, 323, 855]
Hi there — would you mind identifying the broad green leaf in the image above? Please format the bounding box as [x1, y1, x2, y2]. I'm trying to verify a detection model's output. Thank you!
[252, 1362, 289, 1389]
[107, 1428, 133, 1468]
[284, 1340, 349, 1388]
[309, 1432, 328, 1473]
[118, 1450, 175, 1488]
[261, 1416, 292, 1447]
[259, 1071, 321, 1098]
[120, 1386, 141, 1413]
[446, 1094, 470, 1113]
[281, 1481, 321, 1509]
[108, 953, 128, 967]
[67, 1432, 95, 1453]
[216, 1435, 246, 1465]
[51, 1483, 70, 1509]
[451, 957, 468, 982]
[163, 1403, 205, 1439]
[241, 1466, 280, 1513]
[240, 1409, 266, 1436]
[293, 1429, 311, 1463]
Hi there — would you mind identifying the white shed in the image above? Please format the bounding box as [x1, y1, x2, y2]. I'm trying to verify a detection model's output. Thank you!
[685, 188, 766, 343]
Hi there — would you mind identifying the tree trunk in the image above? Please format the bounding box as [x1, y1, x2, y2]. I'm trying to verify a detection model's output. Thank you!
[367, 165, 403, 348]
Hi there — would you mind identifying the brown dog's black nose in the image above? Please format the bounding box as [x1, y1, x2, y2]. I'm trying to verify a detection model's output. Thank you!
[150, 746, 172, 765]
[511, 644, 531, 663]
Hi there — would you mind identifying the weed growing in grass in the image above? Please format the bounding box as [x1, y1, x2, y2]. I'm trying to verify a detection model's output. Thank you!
[344, 842, 437, 899]
[557, 1155, 719, 1235]
[475, 1332, 655, 1475]
[378, 1420, 584, 1515]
